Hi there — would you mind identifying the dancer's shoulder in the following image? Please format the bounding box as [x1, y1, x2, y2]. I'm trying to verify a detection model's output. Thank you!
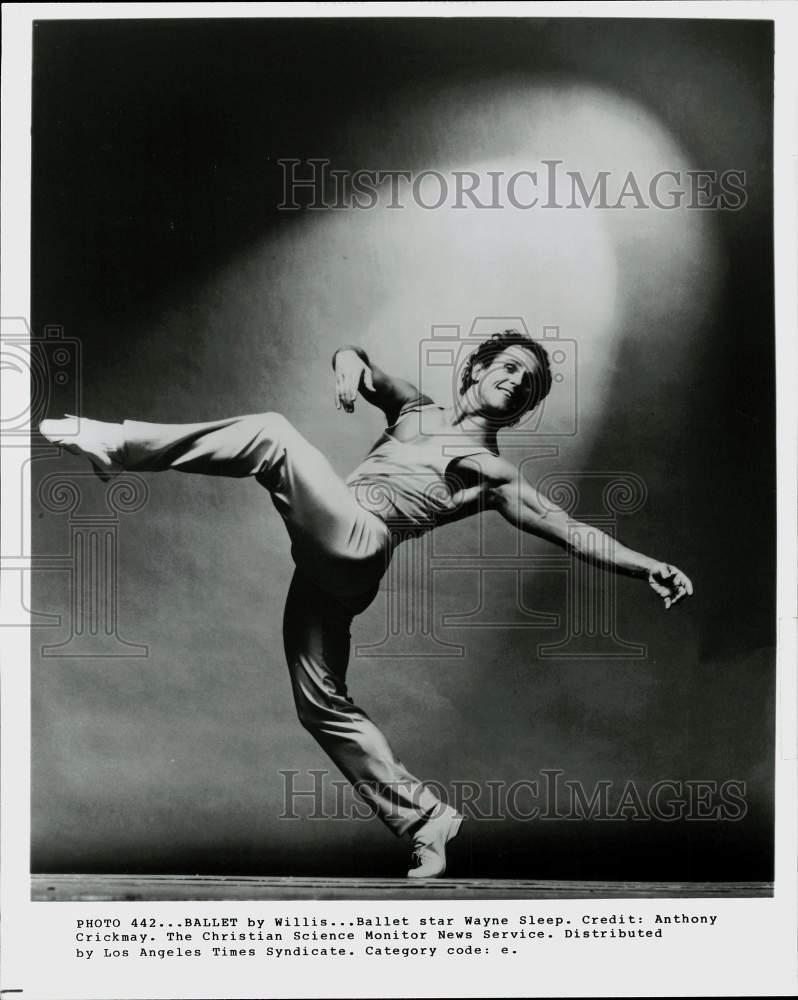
[396, 394, 438, 418]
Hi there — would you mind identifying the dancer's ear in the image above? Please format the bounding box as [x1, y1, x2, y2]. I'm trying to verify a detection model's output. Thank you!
[470, 361, 487, 384]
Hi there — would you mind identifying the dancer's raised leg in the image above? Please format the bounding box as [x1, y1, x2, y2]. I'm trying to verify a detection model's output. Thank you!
[40, 412, 389, 605]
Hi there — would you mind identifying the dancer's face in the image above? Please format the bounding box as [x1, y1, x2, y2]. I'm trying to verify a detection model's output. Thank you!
[471, 346, 540, 423]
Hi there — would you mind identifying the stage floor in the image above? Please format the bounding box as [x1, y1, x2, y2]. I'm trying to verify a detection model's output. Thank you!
[32, 875, 773, 901]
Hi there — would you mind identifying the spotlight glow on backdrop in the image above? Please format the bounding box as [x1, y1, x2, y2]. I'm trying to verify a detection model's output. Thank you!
[198, 80, 721, 467]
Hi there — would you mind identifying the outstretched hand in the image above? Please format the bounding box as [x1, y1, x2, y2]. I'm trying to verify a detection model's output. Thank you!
[334, 349, 375, 413]
[647, 563, 694, 610]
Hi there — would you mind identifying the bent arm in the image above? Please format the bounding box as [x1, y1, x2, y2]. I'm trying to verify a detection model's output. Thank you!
[332, 345, 430, 423]
[482, 457, 693, 606]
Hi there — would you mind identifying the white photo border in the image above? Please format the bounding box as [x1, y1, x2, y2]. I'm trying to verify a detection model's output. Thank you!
[2, 3, 796, 998]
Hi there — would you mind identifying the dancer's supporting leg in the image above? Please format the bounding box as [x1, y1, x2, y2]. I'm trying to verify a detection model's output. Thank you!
[283, 571, 442, 837]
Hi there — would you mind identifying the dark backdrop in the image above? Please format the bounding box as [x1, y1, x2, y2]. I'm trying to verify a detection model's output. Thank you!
[31, 17, 774, 881]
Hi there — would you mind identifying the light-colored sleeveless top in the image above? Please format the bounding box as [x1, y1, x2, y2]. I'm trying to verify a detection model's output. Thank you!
[346, 401, 492, 533]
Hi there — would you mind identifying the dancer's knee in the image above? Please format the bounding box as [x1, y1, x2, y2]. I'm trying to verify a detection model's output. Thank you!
[294, 694, 320, 733]
[244, 412, 302, 481]
[241, 411, 293, 446]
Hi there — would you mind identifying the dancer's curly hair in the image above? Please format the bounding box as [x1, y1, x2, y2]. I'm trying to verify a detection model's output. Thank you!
[459, 330, 553, 424]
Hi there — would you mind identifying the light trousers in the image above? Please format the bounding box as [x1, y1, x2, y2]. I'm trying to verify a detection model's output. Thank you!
[120, 412, 441, 836]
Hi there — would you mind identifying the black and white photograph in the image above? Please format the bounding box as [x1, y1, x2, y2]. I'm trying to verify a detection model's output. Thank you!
[1, 2, 796, 998]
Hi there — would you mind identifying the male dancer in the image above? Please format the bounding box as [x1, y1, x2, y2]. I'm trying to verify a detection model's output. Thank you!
[40, 330, 693, 878]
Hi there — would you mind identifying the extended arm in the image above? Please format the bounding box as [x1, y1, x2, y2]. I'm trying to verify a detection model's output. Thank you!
[332, 345, 430, 424]
[484, 457, 693, 609]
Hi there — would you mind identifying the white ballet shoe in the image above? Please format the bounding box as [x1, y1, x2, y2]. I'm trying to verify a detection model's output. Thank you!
[39, 414, 124, 482]
[407, 804, 463, 879]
